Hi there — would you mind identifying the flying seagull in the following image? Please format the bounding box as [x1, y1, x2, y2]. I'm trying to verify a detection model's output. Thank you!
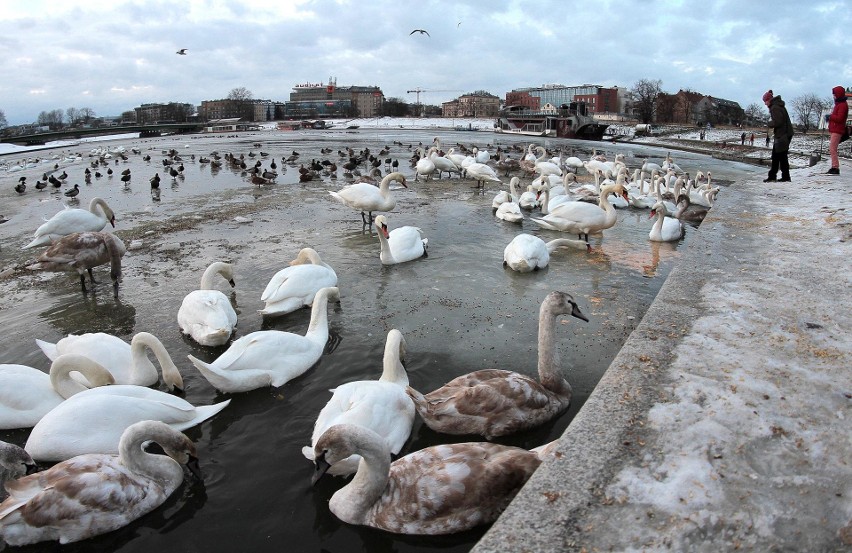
[409, 29, 430, 36]
[176, 48, 188, 55]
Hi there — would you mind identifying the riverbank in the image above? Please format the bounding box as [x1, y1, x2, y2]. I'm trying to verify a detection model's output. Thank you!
[474, 157, 852, 551]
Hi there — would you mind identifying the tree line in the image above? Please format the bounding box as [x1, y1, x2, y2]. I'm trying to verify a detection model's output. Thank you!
[631, 79, 836, 133]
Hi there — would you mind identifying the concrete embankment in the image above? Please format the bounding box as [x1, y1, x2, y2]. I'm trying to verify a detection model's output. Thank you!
[474, 159, 852, 552]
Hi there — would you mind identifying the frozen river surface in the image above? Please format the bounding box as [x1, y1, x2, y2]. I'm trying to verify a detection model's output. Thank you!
[0, 126, 761, 552]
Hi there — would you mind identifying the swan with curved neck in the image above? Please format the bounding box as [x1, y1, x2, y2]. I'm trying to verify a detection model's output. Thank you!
[503, 233, 590, 272]
[311, 423, 542, 535]
[23, 198, 117, 249]
[495, 178, 524, 223]
[302, 329, 414, 476]
[405, 291, 588, 439]
[188, 287, 340, 393]
[534, 146, 562, 177]
[0, 354, 116, 430]
[259, 247, 338, 317]
[330, 171, 408, 226]
[29, 231, 126, 297]
[1, 421, 199, 546]
[36, 331, 184, 391]
[177, 261, 238, 347]
[649, 201, 685, 242]
[374, 215, 428, 265]
[530, 182, 627, 243]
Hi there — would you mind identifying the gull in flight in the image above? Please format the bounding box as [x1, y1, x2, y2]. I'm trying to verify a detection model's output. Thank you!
[409, 29, 430, 37]
[176, 48, 188, 55]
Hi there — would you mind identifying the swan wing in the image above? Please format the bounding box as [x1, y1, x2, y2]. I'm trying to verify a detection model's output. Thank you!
[260, 265, 337, 304]
[0, 366, 61, 429]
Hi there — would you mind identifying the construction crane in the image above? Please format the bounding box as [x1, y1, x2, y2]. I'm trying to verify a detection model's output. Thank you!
[406, 88, 463, 115]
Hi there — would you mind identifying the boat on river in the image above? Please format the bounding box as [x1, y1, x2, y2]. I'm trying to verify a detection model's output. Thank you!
[494, 101, 608, 141]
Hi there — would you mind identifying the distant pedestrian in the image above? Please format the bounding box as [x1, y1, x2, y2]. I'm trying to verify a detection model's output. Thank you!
[765, 133, 770, 147]
[741, 132, 746, 145]
[763, 89, 794, 183]
[750, 133, 755, 146]
[825, 85, 849, 175]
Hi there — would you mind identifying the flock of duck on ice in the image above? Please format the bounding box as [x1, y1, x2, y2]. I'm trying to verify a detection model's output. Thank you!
[0, 135, 720, 545]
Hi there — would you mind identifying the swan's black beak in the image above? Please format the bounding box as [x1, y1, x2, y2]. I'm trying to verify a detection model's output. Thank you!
[571, 303, 589, 322]
[186, 455, 203, 480]
[312, 453, 331, 486]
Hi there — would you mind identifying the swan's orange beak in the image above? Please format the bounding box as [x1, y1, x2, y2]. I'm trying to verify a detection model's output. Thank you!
[649, 210, 657, 218]
[379, 224, 390, 239]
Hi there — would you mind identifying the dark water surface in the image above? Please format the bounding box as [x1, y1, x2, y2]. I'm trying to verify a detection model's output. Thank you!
[0, 127, 761, 552]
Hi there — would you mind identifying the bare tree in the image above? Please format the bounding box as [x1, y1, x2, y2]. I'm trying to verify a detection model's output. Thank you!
[744, 102, 765, 124]
[80, 107, 96, 122]
[227, 87, 253, 101]
[791, 93, 830, 134]
[66, 107, 80, 126]
[0, 108, 7, 129]
[630, 79, 663, 123]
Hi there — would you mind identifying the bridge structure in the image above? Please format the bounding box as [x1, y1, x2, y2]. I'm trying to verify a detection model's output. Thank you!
[0, 122, 206, 146]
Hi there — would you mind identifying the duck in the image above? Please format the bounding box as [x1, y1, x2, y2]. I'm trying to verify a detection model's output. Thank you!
[27, 231, 126, 297]
[24, 362, 229, 462]
[1, 421, 199, 545]
[530, 183, 628, 244]
[310, 424, 541, 534]
[405, 291, 588, 439]
[35, 331, 184, 391]
[329, 171, 407, 226]
[177, 261, 238, 347]
[63, 184, 80, 199]
[258, 248, 338, 317]
[23, 197, 116, 249]
[302, 329, 414, 476]
[373, 215, 428, 265]
[187, 287, 340, 393]
[648, 201, 685, 242]
[503, 234, 590, 273]
[0, 441, 36, 502]
[0, 354, 116, 430]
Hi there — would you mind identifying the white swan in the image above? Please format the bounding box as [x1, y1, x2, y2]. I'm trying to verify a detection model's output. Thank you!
[0, 441, 35, 501]
[649, 201, 685, 242]
[23, 197, 116, 249]
[302, 329, 414, 476]
[530, 182, 627, 243]
[187, 287, 340, 393]
[429, 148, 460, 178]
[25, 365, 229, 462]
[329, 171, 408, 225]
[259, 247, 338, 317]
[0, 355, 116, 430]
[177, 261, 238, 347]
[465, 161, 501, 188]
[414, 148, 437, 181]
[533, 146, 562, 177]
[374, 215, 428, 265]
[491, 176, 518, 208]
[28, 231, 126, 297]
[494, 178, 524, 223]
[518, 184, 540, 210]
[311, 424, 541, 535]
[503, 234, 589, 272]
[1, 421, 199, 545]
[406, 291, 588, 439]
[35, 331, 184, 391]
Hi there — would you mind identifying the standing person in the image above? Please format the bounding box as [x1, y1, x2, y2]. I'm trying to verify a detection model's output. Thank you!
[763, 89, 794, 183]
[750, 133, 755, 146]
[765, 132, 771, 147]
[825, 85, 849, 175]
[741, 131, 746, 145]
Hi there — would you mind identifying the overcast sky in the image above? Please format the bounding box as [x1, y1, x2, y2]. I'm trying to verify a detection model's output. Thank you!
[1, 0, 849, 126]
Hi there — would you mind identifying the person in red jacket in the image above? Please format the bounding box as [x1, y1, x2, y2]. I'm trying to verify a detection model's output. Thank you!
[826, 85, 849, 175]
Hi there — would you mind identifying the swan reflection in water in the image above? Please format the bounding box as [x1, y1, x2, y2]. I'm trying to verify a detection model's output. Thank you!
[40, 295, 137, 337]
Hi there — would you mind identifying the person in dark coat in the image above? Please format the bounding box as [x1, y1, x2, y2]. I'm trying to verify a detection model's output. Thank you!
[825, 85, 849, 175]
[763, 89, 794, 182]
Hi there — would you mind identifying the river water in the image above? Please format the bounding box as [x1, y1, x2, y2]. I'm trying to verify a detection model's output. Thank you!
[0, 127, 761, 552]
